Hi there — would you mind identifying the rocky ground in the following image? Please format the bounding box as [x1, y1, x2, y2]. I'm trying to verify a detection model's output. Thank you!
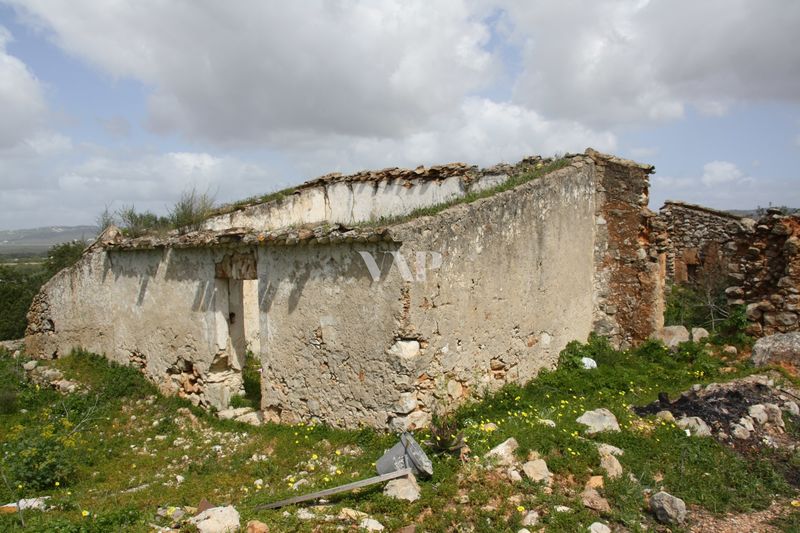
[1, 334, 799, 532]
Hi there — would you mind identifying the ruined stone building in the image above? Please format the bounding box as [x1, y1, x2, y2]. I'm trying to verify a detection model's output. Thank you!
[23, 149, 670, 429]
[658, 202, 800, 336]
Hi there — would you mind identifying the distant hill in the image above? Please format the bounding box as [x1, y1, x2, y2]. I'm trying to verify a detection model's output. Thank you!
[0, 226, 98, 258]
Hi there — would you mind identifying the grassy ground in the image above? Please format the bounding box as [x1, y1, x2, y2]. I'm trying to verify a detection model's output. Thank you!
[0, 336, 796, 532]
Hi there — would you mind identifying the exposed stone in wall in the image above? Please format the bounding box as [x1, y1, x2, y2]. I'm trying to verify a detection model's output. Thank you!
[588, 149, 661, 348]
[726, 210, 800, 336]
[658, 201, 754, 284]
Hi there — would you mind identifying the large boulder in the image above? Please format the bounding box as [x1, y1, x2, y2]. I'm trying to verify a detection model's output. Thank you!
[752, 332, 800, 366]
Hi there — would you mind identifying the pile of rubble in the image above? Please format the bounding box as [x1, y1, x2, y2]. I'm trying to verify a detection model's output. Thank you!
[636, 374, 799, 451]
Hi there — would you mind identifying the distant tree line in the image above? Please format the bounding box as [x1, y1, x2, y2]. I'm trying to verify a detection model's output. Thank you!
[0, 240, 86, 340]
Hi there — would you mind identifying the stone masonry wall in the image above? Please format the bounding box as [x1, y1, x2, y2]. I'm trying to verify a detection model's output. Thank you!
[588, 150, 662, 348]
[658, 201, 754, 284]
[727, 211, 800, 336]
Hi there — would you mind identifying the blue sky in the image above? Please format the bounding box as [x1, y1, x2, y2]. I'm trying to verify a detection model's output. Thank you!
[0, 1, 798, 229]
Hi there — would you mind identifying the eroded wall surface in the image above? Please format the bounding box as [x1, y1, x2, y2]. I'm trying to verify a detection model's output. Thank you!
[202, 160, 549, 232]
[257, 160, 600, 429]
[25, 246, 250, 409]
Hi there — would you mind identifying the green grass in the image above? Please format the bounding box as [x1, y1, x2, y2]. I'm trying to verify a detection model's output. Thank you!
[0, 335, 794, 532]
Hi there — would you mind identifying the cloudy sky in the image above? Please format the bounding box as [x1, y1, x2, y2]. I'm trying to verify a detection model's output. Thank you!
[0, 1, 798, 230]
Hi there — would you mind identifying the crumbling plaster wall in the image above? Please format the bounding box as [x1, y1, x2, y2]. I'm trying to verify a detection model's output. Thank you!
[202, 166, 522, 232]
[257, 160, 599, 429]
[25, 247, 249, 409]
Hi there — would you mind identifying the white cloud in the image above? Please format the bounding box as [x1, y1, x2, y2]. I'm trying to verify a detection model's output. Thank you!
[0, 26, 47, 148]
[500, 0, 800, 127]
[700, 161, 744, 187]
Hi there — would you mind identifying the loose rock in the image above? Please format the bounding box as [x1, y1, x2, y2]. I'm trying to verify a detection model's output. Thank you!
[359, 518, 385, 531]
[600, 453, 622, 479]
[589, 523, 611, 533]
[245, 520, 269, 533]
[676, 416, 712, 437]
[521, 510, 539, 526]
[655, 325, 689, 348]
[752, 332, 800, 366]
[581, 488, 611, 513]
[650, 491, 686, 524]
[522, 459, 552, 485]
[384, 474, 421, 502]
[577, 408, 620, 434]
[187, 505, 241, 533]
[484, 437, 519, 466]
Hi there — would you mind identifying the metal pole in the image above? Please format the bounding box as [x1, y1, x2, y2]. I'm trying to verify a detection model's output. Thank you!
[255, 468, 413, 510]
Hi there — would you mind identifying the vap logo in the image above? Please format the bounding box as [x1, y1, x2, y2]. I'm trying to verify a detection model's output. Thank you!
[358, 250, 442, 282]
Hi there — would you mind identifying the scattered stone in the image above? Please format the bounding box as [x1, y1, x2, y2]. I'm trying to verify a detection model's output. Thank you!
[1, 497, 50, 512]
[691, 327, 710, 342]
[600, 453, 622, 479]
[650, 491, 686, 525]
[22, 360, 37, 371]
[245, 520, 269, 533]
[676, 416, 712, 437]
[655, 325, 690, 348]
[586, 475, 604, 489]
[384, 474, 421, 502]
[581, 488, 611, 513]
[730, 423, 751, 440]
[522, 459, 552, 485]
[187, 505, 241, 533]
[656, 410, 675, 423]
[589, 523, 611, 533]
[752, 332, 800, 366]
[507, 468, 522, 483]
[596, 443, 624, 456]
[175, 475, 185, 484]
[217, 407, 253, 421]
[521, 510, 539, 526]
[296, 508, 316, 520]
[581, 357, 597, 369]
[484, 437, 519, 466]
[359, 517, 385, 531]
[396, 526, 416, 533]
[722, 345, 738, 356]
[577, 408, 620, 434]
[538, 419, 556, 428]
[235, 411, 264, 426]
[784, 401, 799, 417]
[338, 508, 368, 521]
[518, 530, 531, 533]
[554, 505, 572, 513]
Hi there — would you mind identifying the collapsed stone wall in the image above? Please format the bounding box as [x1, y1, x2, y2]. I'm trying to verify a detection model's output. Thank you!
[726, 210, 800, 336]
[658, 201, 754, 284]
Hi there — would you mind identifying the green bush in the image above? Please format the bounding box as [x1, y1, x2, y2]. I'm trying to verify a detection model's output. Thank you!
[43, 240, 86, 278]
[0, 266, 46, 340]
[169, 188, 215, 234]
